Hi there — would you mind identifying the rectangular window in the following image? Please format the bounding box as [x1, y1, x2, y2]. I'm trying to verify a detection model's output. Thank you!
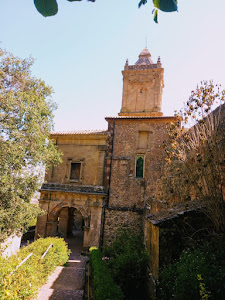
[70, 163, 81, 181]
[136, 155, 144, 178]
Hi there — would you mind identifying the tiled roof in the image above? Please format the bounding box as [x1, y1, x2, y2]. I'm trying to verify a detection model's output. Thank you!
[51, 129, 109, 136]
[135, 48, 154, 65]
[146, 200, 205, 225]
[139, 48, 151, 56]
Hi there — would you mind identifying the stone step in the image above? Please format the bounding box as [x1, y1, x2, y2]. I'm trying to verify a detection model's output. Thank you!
[65, 258, 86, 268]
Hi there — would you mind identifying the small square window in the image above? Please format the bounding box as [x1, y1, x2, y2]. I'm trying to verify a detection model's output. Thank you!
[136, 155, 144, 178]
[70, 163, 81, 181]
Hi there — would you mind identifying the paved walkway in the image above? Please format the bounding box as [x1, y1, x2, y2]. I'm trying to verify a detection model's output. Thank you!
[35, 230, 87, 300]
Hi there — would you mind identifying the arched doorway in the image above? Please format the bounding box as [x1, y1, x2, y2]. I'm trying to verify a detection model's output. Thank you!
[57, 207, 85, 252]
[36, 198, 103, 249]
[58, 207, 84, 237]
[46, 205, 89, 250]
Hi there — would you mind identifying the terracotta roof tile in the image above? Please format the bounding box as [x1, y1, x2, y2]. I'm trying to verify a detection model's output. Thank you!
[51, 129, 109, 136]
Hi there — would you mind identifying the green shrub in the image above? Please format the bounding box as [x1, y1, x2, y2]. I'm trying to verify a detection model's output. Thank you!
[104, 229, 148, 300]
[28, 217, 37, 227]
[157, 238, 225, 299]
[90, 248, 123, 300]
[0, 237, 70, 299]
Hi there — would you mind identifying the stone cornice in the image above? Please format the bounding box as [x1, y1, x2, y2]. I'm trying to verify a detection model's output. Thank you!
[105, 206, 143, 214]
[40, 183, 108, 196]
[105, 116, 179, 122]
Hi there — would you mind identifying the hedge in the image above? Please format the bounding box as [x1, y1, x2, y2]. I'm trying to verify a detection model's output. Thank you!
[103, 229, 148, 300]
[0, 237, 70, 299]
[90, 248, 123, 300]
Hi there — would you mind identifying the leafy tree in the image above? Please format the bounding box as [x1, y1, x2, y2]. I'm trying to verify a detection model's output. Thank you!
[0, 48, 61, 242]
[155, 81, 225, 234]
[157, 239, 225, 299]
[33, 0, 178, 23]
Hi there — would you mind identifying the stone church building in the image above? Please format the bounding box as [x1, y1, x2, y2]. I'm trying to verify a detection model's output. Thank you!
[35, 48, 177, 280]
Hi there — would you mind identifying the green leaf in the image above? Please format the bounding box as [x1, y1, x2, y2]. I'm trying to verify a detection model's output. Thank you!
[34, 0, 58, 17]
[154, 9, 158, 23]
[153, 0, 177, 12]
[138, 0, 148, 8]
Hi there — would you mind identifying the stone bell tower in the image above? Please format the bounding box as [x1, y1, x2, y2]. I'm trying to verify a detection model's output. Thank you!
[119, 48, 164, 117]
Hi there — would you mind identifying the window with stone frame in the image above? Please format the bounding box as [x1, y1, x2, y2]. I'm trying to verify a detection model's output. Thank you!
[70, 162, 81, 181]
[135, 155, 144, 178]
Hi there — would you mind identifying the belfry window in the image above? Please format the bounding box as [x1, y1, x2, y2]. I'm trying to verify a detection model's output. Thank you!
[136, 155, 144, 178]
[70, 163, 81, 181]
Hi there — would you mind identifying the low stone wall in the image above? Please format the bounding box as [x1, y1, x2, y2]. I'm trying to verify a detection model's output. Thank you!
[103, 207, 143, 246]
[1, 234, 22, 258]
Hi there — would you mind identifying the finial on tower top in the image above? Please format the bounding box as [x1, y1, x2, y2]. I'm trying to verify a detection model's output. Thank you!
[125, 59, 129, 70]
[157, 56, 162, 67]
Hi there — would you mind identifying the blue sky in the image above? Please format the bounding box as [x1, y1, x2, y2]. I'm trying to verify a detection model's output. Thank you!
[1, 0, 225, 131]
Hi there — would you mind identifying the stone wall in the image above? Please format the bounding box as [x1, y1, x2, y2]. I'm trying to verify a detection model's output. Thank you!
[1, 234, 22, 258]
[103, 208, 143, 246]
[45, 132, 108, 186]
[106, 117, 176, 209]
[144, 220, 159, 279]
[217, 104, 225, 202]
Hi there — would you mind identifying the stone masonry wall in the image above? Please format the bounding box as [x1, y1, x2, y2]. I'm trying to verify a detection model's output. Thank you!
[1, 234, 22, 258]
[217, 104, 225, 202]
[106, 118, 176, 209]
[45, 133, 108, 186]
[103, 208, 143, 246]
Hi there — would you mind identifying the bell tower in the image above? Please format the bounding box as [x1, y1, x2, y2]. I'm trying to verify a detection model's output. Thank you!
[119, 48, 164, 117]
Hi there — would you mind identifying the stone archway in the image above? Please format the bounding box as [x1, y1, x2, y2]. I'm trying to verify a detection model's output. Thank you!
[47, 203, 90, 249]
[35, 190, 105, 249]
[48, 203, 90, 227]
[54, 207, 84, 238]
